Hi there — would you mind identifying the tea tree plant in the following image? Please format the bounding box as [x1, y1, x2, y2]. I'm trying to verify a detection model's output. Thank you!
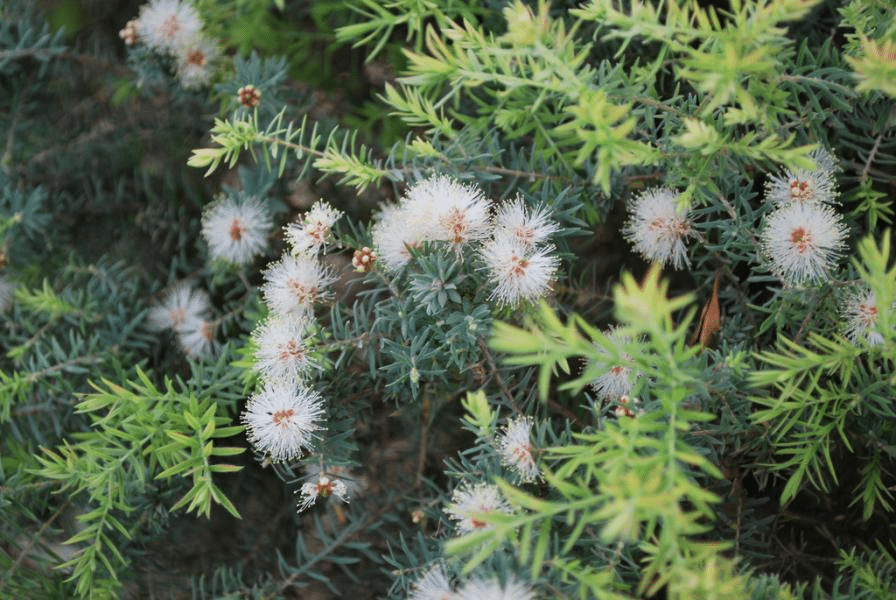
[2, 0, 896, 598]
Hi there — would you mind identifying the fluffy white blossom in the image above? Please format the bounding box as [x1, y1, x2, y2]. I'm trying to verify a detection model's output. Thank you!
[588, 329, 639, 401]
[497, 417, 540, 483]
[147, 283, 211, 331]
[765, 148, 839, 205]
[493, 196, 559, 249]
[760, 202, 847, 285]
[261, 255, 335, 317]
[408, 563, 455, 600]
[135, 0, 203, 55]
[201, 196, 271, 265]
[405, 176, 491, 247]
[623, 187, 693, 270]
[371, 202, 428, 271]
[480, 236, 559, 307]
[175, 316, 219, 359]
[454, 575, 535, 600]
[241, 382, 326, 462]
[284, 200, 343, 255]
[296, 474, 350, 512]
[252, 315, 316, 383]
[842, 289, 890, 346]
[371, 176, 492, 269]
[175, 35, 218, 89]
[445, 483, 512, 534]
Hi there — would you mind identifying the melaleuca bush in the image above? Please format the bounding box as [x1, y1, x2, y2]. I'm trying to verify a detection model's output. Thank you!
[370, 175, 562, 307]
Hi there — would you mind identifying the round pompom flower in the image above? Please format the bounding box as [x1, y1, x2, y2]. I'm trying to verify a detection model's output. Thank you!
[445, 483, 512, 534]
[251, 315, 317, 384]
[493, 196, 559, 249]
[261, 255, 335, 317]
[241, 382, 326, 462]
[497, 417, 540, 483]
[135, 0, 203, 55]
[622, 187, 693, 270]
[201, 196, 271, 265]
[480, 236, 559, 307]
[176, 315, 219, 359]
[175, 35, 218, 89]
[760, 202, 847, 285]
[147, 283, 211, 331]
[404, 175, 492, 247]
[765, 148, 839, 206]
[842, 289, 891, 346]
[371, 203, 427, 271]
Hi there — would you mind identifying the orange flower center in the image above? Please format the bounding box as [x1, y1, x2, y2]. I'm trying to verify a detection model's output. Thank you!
[272, 408, 296, 428]
[229, 219, 245, 241]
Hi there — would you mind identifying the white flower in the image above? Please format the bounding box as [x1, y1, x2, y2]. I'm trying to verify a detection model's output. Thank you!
[175, 35, 218, 89]
[842, 289, 890, 346]
[241, 382, 326, 462]
[304, 463, 365, 502]
[175, 315, 219, 359]
[445, 483, 512, 534]
[371, 202, 428, 271]
[454, 575, 534, 600]
[760, 202, 847, 285]
[261, 255, 335, 317]
[135, 0, 203, 55]
[497, 417, 540, 483]
[623, 187, 693, 270]
[405, 176, 491, 248]
[588, 329, 639, 400]
[765, 148, 839, 205]
[201, 196, 271, 265]
[252, 315, 316, 383]
[0, 276, 16, 312]
[296, 474, 350, 512]
[284, 200, 343, 255]
[493, 196, 559, 249]
[147, 283, 211, 331]
[409, 564, 455, 600]
[480, 236, 559, 307]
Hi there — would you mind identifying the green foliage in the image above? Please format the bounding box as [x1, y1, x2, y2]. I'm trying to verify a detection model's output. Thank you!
[32, 366, 243, 597]
[482, 270, 738, 599]
[750, 232, 896, 508]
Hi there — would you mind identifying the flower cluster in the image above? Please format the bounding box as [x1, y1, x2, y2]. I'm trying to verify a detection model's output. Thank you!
[407, 563, 535, 600]
[372, 177, 561, 307]
[120, 0, 219, 89]
[760, 149, 848, 285]
[147, 282, 218, 358]
[241, 202, 347, 510]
